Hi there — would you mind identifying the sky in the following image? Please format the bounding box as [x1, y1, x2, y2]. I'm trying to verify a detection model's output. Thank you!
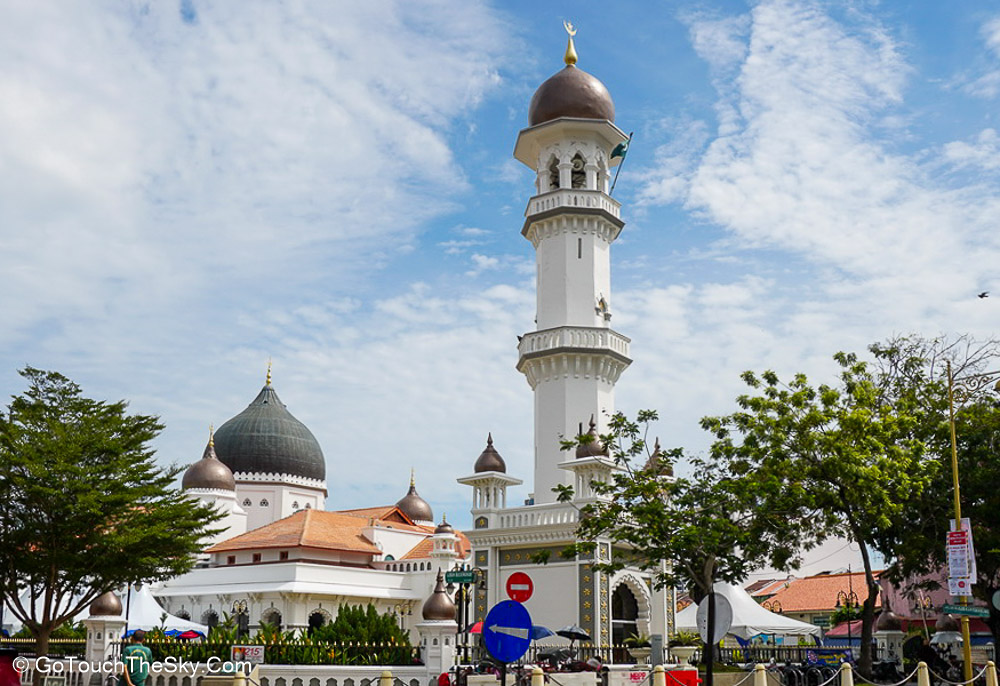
[3, 0, 1000, 576]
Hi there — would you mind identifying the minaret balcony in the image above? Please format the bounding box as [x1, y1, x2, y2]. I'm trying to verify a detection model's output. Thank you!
[517, 326, 631, 362]
[525, 189, 621, 220]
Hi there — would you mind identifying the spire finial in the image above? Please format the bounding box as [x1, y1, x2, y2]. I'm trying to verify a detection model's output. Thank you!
[487, 432, 493, 447]
[410, 467, 415, 487]
[209, 424, 214, 448]
[266, 358, 272, 386]
[563, 20, 578, 66]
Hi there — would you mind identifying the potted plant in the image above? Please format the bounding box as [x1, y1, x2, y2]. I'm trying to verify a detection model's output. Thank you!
[624, 632, 652, 664]
[668, 631, 701, 664]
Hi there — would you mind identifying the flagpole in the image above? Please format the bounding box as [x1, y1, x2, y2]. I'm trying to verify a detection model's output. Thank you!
[609, 131, 633, 196]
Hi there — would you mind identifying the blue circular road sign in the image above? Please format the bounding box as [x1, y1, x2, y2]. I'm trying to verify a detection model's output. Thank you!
[482, 600, 532, 664]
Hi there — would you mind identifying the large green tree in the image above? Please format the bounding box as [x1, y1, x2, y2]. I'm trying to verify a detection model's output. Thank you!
[0, 367, 221, 657]
[555, 411, 815, 686]
[701, 351, 941, 676]
[872, 336, 1000, 647]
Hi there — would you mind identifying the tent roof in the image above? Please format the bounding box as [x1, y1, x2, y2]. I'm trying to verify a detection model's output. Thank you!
[676, 583, 821, 639]
[122, 585, 208, 634]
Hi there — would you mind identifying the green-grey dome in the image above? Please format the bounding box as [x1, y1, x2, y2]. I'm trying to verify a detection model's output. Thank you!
[214, 384, 326, 482]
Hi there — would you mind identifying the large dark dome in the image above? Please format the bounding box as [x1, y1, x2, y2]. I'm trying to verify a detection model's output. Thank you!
[396, 475, 434, 523]
[474, 433, 506, 473]
[214, 384, 326, 482]
[528, 65, 615, 127]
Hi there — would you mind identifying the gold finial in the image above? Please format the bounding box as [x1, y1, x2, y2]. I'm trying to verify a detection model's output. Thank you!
[266, 357, 272, 386]
[209, 424, 214, 448]
[410, 468, 416, 487]
[563, 20, 578, 66]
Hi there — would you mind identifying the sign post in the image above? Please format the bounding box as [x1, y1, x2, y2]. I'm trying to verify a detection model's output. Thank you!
[482, 600, 532, 686]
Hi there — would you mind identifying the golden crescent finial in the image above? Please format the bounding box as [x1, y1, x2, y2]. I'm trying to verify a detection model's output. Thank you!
[563, 21, 578, 66]
[266, 357, 272, 386]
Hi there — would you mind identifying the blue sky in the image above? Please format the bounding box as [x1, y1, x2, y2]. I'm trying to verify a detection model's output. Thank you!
[3, 0, 1000, 574]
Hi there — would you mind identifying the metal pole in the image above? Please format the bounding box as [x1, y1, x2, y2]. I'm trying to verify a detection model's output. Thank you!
[947, 362, 975, 683]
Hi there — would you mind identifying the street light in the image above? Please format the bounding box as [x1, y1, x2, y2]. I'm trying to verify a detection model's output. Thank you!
[762, 599, 782, 614]
[232, 599, 249, 639]
[836, 570, 859, 655]
[946, 361, 1000, 683]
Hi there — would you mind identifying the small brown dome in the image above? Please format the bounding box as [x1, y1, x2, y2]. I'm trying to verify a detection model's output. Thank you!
[434, 516, 454, 535]
[89, 591, 122, 617]
[876, 610, 903, 632]
[936, 614, 960, 632]
[396, 473, 434, 523]
[576, 416, 608, 458]
[422, 570, 457, 621]
[644, 438, 674, 476]
[528, 65, 615, 127]
[182, 436, 236, 491]
[474, 433, 507, 473]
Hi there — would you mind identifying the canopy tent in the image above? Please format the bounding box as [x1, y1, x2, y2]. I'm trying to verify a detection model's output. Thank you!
[119, 585, 208, 635]
[676, 583, 821, 640]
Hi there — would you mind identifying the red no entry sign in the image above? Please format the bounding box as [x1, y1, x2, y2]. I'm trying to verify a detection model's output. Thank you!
[506, 572, 533, 602]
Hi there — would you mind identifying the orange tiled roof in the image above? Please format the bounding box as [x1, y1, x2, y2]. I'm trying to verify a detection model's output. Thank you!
[766, 571, 882, 613]
[208, 509, 382, 554]
[399, 531, 472, 560]
[334, 506, 416, 526]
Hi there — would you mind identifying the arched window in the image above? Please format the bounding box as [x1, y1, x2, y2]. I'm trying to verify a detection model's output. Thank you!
[548, 157, 560, 190]
[243, 499, 252, 507]
[201, 609, 219, 630]
[176, 609, 191, 621]
[261, 608, 282, 631]
[571, 153, 586, 189]
[260, 499, 269, 507]
[308, 610, 328, 636]
[611, 585, 639, 645]
[292, 501, 299, 510]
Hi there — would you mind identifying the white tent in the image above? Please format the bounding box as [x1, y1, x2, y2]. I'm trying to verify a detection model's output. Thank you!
[676, 583, 821, 640]
[119, 585, 208, 635]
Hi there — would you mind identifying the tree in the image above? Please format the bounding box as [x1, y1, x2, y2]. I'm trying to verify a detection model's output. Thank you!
[871, 335, 1000, 647]
[0, 367, 221, 659]
[556, 411, 815, 686]
[701, 351, 941, 676]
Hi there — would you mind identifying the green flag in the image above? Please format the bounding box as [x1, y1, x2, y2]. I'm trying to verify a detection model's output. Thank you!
[611, 140, 629, 159]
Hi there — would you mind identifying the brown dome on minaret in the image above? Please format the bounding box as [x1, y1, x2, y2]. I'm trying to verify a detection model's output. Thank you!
[89, 591, 123, 617]
[527, 25, 615, 127]
[396, 470, 434, 523]
[576, 416, 608, 458]
[182, 428, 236, 491]
[421, 569, 456, 621]
[474, 433, 507, 473]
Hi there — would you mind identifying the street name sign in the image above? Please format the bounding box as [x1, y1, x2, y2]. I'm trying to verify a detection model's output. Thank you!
[482, 600, 532, 664]
[446, 570, 477, 584]
[942, 604, 989, 617]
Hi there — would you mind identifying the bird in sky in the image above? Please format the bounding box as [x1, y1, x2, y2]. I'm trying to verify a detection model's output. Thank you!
[978, 292, 989, 299]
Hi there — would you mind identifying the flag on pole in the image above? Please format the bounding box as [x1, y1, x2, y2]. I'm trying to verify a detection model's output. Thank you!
[611, 139, 629, 160]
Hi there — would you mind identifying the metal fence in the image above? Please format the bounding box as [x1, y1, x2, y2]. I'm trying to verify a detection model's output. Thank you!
[0, 638, 86, 658]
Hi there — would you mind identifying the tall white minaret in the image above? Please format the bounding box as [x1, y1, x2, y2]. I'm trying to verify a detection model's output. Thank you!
[514, 25, 631, 504]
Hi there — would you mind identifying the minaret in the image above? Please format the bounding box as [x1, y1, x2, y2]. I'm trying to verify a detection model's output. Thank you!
[514, 25, 631, 504]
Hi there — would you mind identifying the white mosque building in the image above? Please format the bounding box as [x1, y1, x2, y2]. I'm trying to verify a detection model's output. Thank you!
[153, 29, 674, 648]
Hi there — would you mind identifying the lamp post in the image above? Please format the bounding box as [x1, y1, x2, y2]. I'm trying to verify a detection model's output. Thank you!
[762, 599, 782, 614]
[836, 570, 859, 656]
[944, 361, 1000, 683]
[232, 599, 248, 640]
[915, 593, 933, 642]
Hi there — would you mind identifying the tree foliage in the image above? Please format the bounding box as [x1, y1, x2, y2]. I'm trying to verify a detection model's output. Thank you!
[556, 410, 816, 686]
[701, 350, 941, 675]
[311, 604, 411, 646]
[872, 336, 1000, 647]
[0, 367, 221, 657]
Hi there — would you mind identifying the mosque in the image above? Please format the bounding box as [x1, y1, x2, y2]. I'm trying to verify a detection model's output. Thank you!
[157, 28, 675, 648]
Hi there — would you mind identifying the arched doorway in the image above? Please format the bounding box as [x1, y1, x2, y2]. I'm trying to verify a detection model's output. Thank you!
[308, 610, 329, 636]
[612, 584, 639, 645]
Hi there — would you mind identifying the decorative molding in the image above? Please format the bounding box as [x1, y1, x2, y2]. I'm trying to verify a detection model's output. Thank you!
[523, 211, 623, 247]
[498, 545, 571, 566]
